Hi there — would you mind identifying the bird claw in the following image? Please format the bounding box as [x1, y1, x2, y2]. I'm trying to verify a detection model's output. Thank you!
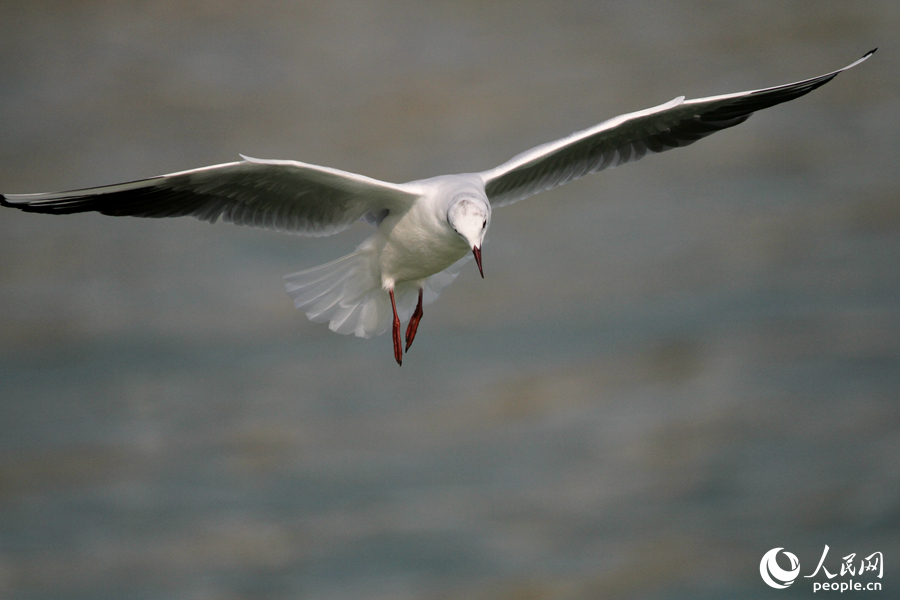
[405, 289, 424, 352]
[389, 289, 402, 366]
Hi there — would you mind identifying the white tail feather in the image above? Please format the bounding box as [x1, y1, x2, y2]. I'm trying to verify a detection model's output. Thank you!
[284, 250, 471, 338]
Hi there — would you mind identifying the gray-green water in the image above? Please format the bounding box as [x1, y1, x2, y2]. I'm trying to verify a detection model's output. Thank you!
[1, 2, 898, 598]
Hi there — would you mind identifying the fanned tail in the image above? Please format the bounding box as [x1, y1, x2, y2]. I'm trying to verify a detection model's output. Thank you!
[284, 250, 470, 338]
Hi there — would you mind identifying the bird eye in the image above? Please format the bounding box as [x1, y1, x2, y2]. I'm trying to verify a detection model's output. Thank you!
[482, 219, 487, 229]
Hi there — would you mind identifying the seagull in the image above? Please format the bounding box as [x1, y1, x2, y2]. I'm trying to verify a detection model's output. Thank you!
[1, 50, 875, 365]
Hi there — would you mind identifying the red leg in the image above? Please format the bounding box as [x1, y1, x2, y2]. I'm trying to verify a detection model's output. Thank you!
[405, 288, 424, 352]
[389, 288, 402, 366]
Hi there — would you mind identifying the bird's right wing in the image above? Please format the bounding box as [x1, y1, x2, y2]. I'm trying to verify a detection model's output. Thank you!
[1, 156, 419, 237]
[481, 50, 875, 208]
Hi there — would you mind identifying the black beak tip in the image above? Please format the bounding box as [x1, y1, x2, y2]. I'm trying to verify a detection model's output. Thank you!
[473, 246, 484, 278]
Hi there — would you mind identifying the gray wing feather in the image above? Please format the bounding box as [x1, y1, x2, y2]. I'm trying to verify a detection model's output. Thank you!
[482, 50, 876, 207]
[1, 156, 418, 237]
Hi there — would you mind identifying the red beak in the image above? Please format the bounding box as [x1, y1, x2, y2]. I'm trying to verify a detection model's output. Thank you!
[472, 246, 483, 278]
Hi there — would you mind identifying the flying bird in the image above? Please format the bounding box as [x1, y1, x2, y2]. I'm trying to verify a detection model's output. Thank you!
[1, 50, 875, 365]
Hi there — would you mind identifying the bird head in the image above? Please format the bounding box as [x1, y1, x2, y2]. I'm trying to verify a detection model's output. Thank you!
[448, 195, 490, 277]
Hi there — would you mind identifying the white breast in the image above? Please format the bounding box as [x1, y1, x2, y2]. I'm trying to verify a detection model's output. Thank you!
[377, 200, 469, 288]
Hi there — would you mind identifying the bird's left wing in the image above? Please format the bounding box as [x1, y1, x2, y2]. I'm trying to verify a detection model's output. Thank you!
[1, 156, 418, 237]
[481, 50, 875, 208]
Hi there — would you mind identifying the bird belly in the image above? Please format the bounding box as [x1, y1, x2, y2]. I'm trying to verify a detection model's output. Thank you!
[378, 218, 468, 288]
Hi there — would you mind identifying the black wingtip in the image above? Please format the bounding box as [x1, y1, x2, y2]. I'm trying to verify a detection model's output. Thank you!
[865, 48, 878, 58]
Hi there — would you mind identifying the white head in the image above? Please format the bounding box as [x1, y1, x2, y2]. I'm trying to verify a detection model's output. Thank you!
[447, 195, 490, 277]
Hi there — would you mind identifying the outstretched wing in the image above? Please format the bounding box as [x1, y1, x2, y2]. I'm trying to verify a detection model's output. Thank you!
[1, 156, 418, 237]
[481, 49, 875, 208]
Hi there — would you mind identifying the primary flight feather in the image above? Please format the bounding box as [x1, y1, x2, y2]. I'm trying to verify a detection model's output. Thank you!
[1, 50, 875, 365]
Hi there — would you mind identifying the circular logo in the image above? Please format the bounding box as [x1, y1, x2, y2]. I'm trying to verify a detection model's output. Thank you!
[760, 548, 801, 589]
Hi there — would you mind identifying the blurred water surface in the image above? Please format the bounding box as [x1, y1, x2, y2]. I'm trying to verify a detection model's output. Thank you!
[1, 1, 898, 599]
